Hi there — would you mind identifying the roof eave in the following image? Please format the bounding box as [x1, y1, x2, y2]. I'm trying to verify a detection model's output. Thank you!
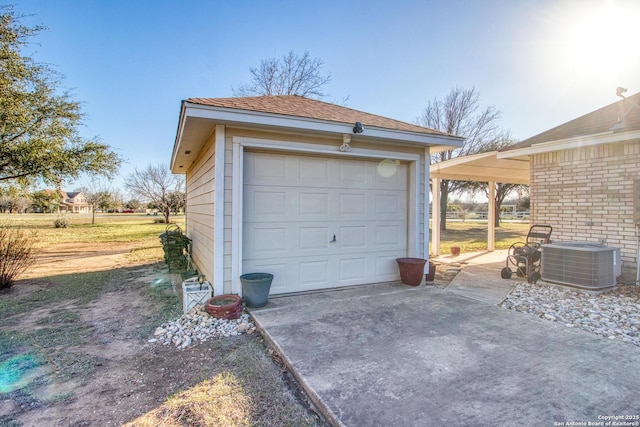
[180, 101, 463, 145]
[498, 129, 640, 159]
[170, 101, 190, 172]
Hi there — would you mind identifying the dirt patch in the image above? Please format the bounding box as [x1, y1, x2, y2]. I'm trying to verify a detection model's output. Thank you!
[22, 242, 143, 280]
[431, 262, 462, 287]
[1, 242, 322, 426]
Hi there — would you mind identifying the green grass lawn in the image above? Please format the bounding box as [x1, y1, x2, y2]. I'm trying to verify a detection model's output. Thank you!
[0, 213, 185, 249]
[0, 213, 322, 426]
[435, 220, 531, 254]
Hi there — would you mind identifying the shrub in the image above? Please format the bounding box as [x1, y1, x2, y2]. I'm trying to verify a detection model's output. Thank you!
[54, 217, 68, 228]
[0, 224, 35, 289]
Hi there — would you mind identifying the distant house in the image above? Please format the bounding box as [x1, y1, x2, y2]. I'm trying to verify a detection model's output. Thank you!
[498, 91, 640, 281]
[58, 191, 90, 214]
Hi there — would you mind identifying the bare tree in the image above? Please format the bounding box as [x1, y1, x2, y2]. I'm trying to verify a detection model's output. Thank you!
[417, 87, 505, 230]
[233, 51, 331, 99]
[77, 181, 115, 224]
[124, 164, 185, 224]
[10, 195, 31, 213]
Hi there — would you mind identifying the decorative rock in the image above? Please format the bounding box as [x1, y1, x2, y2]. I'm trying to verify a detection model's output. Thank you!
[151, 304, 256, 349]
[500, 282, 640, 347]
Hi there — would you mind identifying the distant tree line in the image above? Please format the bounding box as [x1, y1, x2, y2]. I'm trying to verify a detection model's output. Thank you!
[0, 184, 184, 216]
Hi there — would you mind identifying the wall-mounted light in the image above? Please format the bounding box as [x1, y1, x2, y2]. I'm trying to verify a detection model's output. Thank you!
[340, 134, 352, 152]
[353, 122, 364, 133]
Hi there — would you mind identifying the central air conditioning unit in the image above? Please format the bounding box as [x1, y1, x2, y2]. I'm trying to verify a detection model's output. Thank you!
[541, 242, 621, 290]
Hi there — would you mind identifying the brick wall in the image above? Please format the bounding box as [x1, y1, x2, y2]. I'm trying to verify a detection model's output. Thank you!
[531, 140, 640, 280]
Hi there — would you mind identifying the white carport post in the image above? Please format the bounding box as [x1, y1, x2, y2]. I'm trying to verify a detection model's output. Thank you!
[431, 178, 441, 255]
[488, 181, 496, 251]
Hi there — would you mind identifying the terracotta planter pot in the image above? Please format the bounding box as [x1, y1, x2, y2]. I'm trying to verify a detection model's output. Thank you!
[205, 294, 242, 319]
[396, 257, 426, 286]
[450, 246, 461, 256]
[425, 262, 436, 283]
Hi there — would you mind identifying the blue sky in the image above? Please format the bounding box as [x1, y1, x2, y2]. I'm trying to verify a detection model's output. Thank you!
[14, 0, 640, 194]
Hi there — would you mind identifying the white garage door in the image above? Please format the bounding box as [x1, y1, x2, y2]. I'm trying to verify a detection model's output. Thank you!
[243, 152, 408, 294]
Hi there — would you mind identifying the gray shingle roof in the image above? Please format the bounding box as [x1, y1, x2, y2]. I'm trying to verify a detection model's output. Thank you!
[502, 92, 640, 152]
[187, 95, 450, 136]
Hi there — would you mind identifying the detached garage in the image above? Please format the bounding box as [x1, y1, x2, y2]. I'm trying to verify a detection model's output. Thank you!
[171, 96, 463, 296]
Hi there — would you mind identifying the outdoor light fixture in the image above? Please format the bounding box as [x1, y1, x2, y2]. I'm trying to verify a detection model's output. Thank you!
[197, 274, 206, 290]
[340, 134, 352, 152]
[353, 122, 364, 133]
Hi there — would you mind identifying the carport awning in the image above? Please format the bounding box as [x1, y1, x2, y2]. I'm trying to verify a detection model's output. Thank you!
[429, 151, 530, 256]
[430, 151, 529, 185]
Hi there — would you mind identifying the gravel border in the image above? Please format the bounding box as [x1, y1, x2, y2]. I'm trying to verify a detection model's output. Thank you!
[500, 282, 640, 346]
[149, 305, 256, 349]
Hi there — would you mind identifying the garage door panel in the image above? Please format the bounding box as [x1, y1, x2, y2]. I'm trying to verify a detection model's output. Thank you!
[244, 152, 408, 294]
[338, 225, 366, 249]
[299, 157, 330, 185]
[299, 226, 330, 250]
[339, 257, 367, 281]
[245, 153, 288, 184]
[339, 193, 366, 215]
[375, 255, 402, 281]
[375, 194, 404, 216]
[299, 192, 330, 216]
[243, 187, 291, 222]
[299, 260, 332, 289]
[249, 190, 287, 216]
[244, 226, 288, 256]
[374, 162, 407, 189]
[339, 160, 367, 187]
[375, 224, 404, 247]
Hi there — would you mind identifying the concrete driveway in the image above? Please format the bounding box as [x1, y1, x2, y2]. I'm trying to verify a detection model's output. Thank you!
[250, 274, 640, 426]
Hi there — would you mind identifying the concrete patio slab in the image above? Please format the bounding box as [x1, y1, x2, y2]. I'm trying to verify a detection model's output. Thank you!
[445, 261, 518, 305]
[432, 250, 518, 305]
[250, 283, 640, 426]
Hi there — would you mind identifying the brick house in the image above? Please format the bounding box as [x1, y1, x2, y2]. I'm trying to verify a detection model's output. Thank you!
[498, 91, 640, 281]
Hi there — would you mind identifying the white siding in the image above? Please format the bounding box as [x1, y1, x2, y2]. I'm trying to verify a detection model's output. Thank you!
[185, 135, 216, 282]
